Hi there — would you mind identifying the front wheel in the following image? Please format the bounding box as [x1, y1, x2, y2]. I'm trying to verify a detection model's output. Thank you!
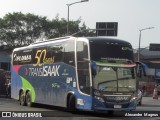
[68, 95, 76, 112]
[108, 110, 114, 115]
[26, 91, 32, 107]
[139, 98, 142, 106]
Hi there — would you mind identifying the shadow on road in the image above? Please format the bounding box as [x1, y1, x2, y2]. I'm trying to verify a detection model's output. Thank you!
[31, 103, 126, 118]
[0, 97, 159, 119]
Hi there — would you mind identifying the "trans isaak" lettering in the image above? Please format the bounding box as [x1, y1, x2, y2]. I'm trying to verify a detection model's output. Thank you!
[28, 65, 60, 77]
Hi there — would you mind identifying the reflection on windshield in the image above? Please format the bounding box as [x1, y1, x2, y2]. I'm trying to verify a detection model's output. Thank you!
[94, 66, 136, 92]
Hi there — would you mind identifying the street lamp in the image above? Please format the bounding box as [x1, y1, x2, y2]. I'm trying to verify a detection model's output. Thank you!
[138, 27, 154, 62]
[66, 0, 89, 35]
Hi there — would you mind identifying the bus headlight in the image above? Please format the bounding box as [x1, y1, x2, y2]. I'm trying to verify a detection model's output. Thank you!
[95, 96, 105, 102]
[130, 97, 137, 103]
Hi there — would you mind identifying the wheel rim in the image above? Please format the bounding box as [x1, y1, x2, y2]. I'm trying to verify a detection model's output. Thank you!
[20, 92, 25, 105]
[26, 92, 31, 106]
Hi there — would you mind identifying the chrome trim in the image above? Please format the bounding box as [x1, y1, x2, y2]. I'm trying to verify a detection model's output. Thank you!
[104, 95, 131, 96]
[87, 39, 92, 87]
[75, 37, 91, 96]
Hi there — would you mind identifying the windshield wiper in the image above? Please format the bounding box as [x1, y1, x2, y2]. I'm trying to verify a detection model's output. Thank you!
[99, 87, 107, 91]
[99, 87, 116, 91]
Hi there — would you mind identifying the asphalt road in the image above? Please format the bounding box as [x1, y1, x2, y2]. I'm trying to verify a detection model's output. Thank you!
[0, 96, 160, 120]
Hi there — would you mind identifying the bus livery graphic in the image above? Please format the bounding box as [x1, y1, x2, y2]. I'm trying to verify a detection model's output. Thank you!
[11, 36, 140, 113]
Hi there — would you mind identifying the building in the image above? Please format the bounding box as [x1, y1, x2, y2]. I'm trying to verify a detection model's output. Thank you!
[0, 51, 11, 71]
[134, 48, 160, 96]
[0, 47, 12, 96]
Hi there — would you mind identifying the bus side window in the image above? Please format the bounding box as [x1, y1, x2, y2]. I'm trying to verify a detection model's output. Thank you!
[63, 42, 75, 66]
[51, 44, 63, 62]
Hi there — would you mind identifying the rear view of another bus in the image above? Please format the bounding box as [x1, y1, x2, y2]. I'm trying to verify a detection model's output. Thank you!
[88, 37, 138, 112]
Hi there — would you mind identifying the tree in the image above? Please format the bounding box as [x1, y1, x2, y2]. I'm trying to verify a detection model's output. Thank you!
[0, 12, 93, 48]
[0, 12, 49, 47]
[46, 15, 81, 38]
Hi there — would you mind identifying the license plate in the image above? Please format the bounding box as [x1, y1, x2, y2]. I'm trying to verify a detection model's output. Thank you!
[114, 105, 122, 108]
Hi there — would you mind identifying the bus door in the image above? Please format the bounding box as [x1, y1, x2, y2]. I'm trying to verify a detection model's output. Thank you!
[76, 40, 91, 95]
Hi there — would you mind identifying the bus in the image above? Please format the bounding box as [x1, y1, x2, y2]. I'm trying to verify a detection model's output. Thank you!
[11, 36, 139, 112]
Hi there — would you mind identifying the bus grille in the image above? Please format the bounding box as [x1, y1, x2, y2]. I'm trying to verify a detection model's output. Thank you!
[104, 96, 130, 103]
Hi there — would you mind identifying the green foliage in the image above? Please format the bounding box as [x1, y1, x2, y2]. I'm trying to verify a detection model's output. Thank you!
[0, 12, 48, 46]
[0, 12, 93, 48]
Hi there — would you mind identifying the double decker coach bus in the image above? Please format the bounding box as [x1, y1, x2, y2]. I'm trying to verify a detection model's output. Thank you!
[11, 36, 139, 113]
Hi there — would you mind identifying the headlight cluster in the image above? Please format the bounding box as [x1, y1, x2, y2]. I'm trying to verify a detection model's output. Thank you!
[130, 96, 137, 102]
[95, 96, 105, 102]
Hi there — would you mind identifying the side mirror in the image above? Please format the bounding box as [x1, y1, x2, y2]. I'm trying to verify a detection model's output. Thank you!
[91, 61, 97, 76]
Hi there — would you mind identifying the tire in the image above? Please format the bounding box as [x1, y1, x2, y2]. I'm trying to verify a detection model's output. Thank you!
[139, 101, 142, 106]
[19, 91, 26, 106]
[8, 85, 11, 98]
[26, 91, 32, 107]
[68, 95, 76, 112]
[108, 110, 114, 115]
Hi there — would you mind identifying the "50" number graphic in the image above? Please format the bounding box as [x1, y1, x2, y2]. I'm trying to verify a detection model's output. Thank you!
[33, 49, 46, 66]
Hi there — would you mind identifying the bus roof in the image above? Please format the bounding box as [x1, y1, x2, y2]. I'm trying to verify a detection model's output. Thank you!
[86, 37, 132, 46]
[13, 36, 72, 52]
[13, 36, 132, 52]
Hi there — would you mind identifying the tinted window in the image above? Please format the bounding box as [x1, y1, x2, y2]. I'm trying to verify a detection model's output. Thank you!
[13, 49, 33, 65]
[49, 44, 63, 63]
[32, 46, 55, 66]
[63, 41, 75, 66]
[90, 41, 134, 61]
[13, 40, 75, 66]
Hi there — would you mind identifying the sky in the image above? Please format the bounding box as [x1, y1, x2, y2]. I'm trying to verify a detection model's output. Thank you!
[0, 0, 160, 48]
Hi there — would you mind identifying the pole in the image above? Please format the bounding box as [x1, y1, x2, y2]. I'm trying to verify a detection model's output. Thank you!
[138, 30, 142, 62]
[67, 5, 69, 35]
[66, 0, 89, 35]
[137, 27, 154, 62]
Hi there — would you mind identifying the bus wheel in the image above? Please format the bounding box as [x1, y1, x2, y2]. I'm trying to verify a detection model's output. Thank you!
[108, 110, 114, 115]
[26, 91, 32, 107]
[19, 91, 26, 106]
[68, 95, 76, 112]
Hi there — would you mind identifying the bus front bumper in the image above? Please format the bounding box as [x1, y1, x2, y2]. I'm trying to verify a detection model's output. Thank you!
[93, 101, 137, 111]
[93, 106, 136, 111]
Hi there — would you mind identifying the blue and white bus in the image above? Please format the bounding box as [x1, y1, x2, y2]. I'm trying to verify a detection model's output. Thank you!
[11, 36, 139, 113]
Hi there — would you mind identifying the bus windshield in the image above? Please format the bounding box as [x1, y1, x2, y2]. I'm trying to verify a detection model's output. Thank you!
[90, 39, 134, 61]
[94, 66, 136, 93]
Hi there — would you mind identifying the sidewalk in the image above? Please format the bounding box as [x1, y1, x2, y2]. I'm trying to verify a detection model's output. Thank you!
[0, 94, 11, 99]
[142, 97, 160, 107]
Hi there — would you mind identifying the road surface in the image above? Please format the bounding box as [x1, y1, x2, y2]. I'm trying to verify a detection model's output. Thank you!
[0, 96, 160, 120]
